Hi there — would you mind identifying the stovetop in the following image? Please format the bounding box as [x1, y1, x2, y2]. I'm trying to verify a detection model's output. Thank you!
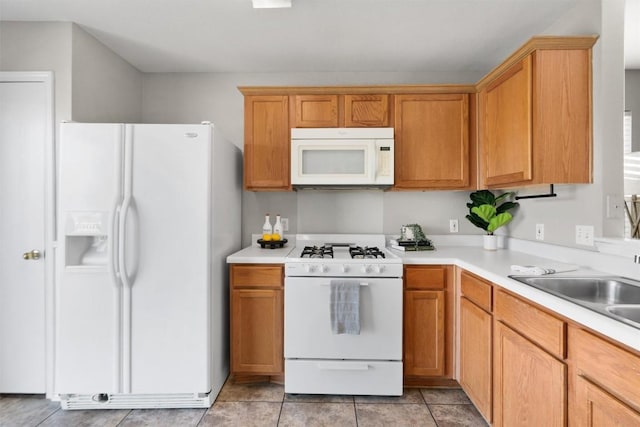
[285, 234, 402, 278]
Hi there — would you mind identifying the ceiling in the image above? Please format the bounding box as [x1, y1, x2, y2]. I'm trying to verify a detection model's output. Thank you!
[0, 0, 638, 73]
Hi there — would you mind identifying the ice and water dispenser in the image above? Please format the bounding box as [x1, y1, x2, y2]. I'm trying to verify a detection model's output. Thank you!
[64, 211, 110, 267]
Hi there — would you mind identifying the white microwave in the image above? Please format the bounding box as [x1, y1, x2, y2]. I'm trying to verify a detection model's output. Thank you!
[290, 127, 394, 187]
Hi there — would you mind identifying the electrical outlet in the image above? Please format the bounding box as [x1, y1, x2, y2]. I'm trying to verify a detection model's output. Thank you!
[281, 218, 289, 232]
[449, 219, 459, 233]
[536, 224, 544, 241]
[576, 225, 594, 246]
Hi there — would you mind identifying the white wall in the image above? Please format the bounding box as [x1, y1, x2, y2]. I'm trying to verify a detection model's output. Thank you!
[626, 70, 640, 152]
[71, 24, 142, 123]
[0, 22, 73, 123]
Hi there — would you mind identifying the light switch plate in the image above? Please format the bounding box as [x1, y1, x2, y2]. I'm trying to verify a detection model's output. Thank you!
[536, 224, 544, 241]
[576, 225, 594, 246]
[449, 219, 459, 233]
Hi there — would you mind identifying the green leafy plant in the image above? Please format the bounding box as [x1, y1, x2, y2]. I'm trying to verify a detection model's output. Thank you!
[466, 190, 519, 235]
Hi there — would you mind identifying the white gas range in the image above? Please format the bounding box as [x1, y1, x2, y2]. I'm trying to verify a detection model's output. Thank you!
[284, 234, 403, 396]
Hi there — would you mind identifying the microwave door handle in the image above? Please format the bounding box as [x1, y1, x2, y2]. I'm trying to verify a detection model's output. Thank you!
[371, 141, 378, 181]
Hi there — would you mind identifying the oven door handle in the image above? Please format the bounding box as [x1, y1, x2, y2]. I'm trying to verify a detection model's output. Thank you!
[316, 362, 370, 371]
[320, 282, 369, 287]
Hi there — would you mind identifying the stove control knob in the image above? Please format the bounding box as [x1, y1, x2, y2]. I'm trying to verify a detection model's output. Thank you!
[320, 264, 329, 273]
[341, 265, 350, 273]
[304, 264, 315, 273]
[361, 265, 371, 274]
[373, 265, 383, 274]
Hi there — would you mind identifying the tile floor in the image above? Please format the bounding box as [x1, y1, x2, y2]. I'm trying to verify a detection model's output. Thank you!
[0, 379, 488, 426]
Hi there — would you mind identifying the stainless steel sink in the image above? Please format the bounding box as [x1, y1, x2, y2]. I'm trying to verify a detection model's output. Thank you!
[606, 305, 640, 327]
[508, 277, 640, 304]
[508, 275, 640, 329]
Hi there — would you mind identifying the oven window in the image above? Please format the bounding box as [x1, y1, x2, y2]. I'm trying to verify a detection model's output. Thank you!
[302, 149, 365, 175]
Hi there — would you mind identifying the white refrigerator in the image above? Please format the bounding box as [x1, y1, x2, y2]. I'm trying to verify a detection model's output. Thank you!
[54, 123, 241, 409]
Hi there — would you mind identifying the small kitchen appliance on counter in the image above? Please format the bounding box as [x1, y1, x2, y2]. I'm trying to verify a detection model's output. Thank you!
[284, 234, 403, 396]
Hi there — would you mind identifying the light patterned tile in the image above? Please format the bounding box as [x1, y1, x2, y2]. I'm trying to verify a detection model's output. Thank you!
[278, 402, 356, 427]
[284, 393, 354, 403]
[216, 380, 284, 402]
[39, 408, 130, 427]
[118, 408, 206, 426]
[355, 403, 436, 427]
[354, 388, 424, 404]
[0, 395, 60, 426]
[429, 404, 488, 427]
[199, 401, 281, 427]
[420, 388, 471, 404]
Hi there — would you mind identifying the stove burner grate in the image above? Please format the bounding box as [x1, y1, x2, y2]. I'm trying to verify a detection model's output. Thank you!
[300, 245, 334, 258]
[349, 246, 386, 259]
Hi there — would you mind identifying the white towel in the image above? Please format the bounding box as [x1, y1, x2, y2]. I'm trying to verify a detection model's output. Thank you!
[330, 280, 360, 335]
[510, 264, 579, 275]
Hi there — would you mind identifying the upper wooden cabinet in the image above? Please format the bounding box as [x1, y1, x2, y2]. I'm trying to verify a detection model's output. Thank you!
[344, 94, 390, 127]
[243, 95, 290, 191]
[394, 93, 471, 189]
[293, 95, 339, 127]
[478, 41, 595, 188]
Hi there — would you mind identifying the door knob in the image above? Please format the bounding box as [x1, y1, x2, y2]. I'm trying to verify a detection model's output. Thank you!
[23, 250, 41, 260]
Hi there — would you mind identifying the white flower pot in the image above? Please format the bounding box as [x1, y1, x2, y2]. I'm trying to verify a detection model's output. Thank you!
[483, 234, 498, 251]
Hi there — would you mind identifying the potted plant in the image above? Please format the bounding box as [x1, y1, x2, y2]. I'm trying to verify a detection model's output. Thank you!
[466, 190, 519, 250]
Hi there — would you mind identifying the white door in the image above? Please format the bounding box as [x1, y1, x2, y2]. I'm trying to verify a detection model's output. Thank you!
[0, 72, 54, 393]
[125, 124, 212, 393]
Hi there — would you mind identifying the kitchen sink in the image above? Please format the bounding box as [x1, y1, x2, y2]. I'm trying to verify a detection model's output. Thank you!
[606, 305, 640, 327]
[508, 275, 640, 329]
[508, 277, 640, 304]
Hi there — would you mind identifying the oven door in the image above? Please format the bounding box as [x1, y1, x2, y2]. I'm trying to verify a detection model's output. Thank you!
[284, 277, 402, 360]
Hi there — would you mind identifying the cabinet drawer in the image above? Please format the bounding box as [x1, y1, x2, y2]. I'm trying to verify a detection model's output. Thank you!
[404, 265, 446, 290]
[569, 326, 640, 412]
[460, 271, 492, 312]
[230, 264, 283, 288]
[494, 289, 565, 358]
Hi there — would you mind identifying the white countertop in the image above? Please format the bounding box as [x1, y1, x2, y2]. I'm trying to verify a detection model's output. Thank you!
[227, 241, 640, 353]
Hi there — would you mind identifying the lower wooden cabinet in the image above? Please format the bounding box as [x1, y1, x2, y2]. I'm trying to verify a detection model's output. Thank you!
[404, 290, 445, 377]
[230, 264, 284, 377]
[574, 375, 640, 426]
[459, 297, 492, 421]
[493, 321, 567, 427]
[403, 265, 453, 383]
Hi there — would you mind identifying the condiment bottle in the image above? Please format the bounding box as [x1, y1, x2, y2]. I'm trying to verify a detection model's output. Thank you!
[262, 214, 272, 241]
[273, 214, 283, 241]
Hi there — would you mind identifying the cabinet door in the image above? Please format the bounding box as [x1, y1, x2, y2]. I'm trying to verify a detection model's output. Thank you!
[294, 95, 339, 127]
[231, 289, 284, 375]
[460, 297, 492, 422]
[244, 96, 290, 190]
[574, 375, 640, 426]
[481, 56, 533, 186]
[344, 94, 390, 127]
[404, 290, 445, 377]
[394, 94, 469, 189]
[494, 321, 566, 427]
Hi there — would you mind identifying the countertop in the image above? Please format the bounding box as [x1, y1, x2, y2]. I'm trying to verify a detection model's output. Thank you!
[227, 243, 640, 353]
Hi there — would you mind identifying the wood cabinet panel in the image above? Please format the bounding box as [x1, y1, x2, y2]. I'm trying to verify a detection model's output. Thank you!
[404, 265, 446, 290]
[574, 375, 640, 426]
[293, 95, 339, 127]
[494, 321, 567, 427]
[495, 289, 565, 359]
[394, 94, 470, 189]
[481, 56, 533, 186]
[231, 289, 283, 375]
[460, 271, 492, 312]
[344, 94, 390, 127]
[568, 326, 640, 413]
[460, 297, 492, 422]
[231, 264, 283, 289]
[243, 95, 290, 190]
[404, 290, 445, 377]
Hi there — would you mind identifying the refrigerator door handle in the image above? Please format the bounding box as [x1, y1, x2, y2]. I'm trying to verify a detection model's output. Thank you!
[111, 202, 122, 284]
[118, 196, 132, 289]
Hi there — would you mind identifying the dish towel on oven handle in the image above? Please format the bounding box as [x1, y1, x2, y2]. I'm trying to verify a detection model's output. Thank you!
[330, 280, 361, 335]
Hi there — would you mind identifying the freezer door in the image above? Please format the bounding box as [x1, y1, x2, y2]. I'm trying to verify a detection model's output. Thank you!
[123, 124, 211, 394]
[55, 123, 124, 394]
